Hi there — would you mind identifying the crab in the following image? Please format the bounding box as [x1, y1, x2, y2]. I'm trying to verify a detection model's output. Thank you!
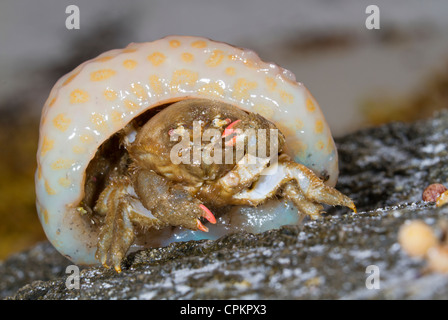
[87, 99, 355, 270]
[35, 36, 355, 272]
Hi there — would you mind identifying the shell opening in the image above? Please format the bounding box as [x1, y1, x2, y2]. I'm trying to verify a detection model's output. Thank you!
[80, 98, 299, 249]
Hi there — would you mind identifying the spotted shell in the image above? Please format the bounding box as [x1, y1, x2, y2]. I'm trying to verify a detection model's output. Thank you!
[35, 35, 339, 264]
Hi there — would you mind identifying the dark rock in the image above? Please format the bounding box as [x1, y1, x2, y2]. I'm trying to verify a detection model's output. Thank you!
[0, 242, 72, 298]
[3, 111, 448, 300]
[335, 111, 448, 211]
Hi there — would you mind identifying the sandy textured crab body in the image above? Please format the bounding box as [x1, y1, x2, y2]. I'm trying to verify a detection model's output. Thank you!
[36, 36, 354, 268]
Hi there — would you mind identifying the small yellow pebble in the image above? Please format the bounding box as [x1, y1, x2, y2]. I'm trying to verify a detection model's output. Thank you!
[436, 190, 448, 207]
[398, 220, 438, 257]
[427, 246, 448, 273]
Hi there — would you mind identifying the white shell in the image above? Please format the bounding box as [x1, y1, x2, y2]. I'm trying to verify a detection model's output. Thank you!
[35, 36, 338, 264]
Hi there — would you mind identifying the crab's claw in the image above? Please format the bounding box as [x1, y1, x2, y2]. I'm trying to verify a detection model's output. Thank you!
[196, 204, 217, 232]
[200, 204, 217, 224]
[222, 119, 242, 147]
[222, 119, 241, 138]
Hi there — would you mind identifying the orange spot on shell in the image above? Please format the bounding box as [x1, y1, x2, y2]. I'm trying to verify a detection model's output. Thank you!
[52, 114, 71, 132]
[295, 119, 304, 130]
[148, 52, 166, 66]
[149, 75, 164, 95]
[62, 71, 80, 86]
[315, 140, 325, 150]
[315, 120, 324, 134]
[169, 39, 181, 48]
[91, 113, 108, 130]
[123, 59, 137, 69]
[70, 89, 89, 104]
[42, 209, 49, 224]
[225, 67, 236, 76]
[90, 69, 116, 81]
[265, 77, 277, 91]
[130, 83, 147, 100]
[58, 177, 71, 188]
[96, 56, 113, 62]
[110, 110, 124, 126]
[40, 136, 54, 157]
[198, 82, 225, 98]
[232, 78, 258, 100]
[306, 98, 316, 112]
[103, 89, 118, 101]
[280, 90, 294, 104]
[326, 136, 334, 155]
[48, 97, 57, 107]
[181, 52, 194, 63]
[44, 180, 56, 195]
[206, 50, 224, 67]
[51, 159, 73, 170]
[124, 99, 139, 111]
[191, 40, 207, 48]
[72, 145, 86, 154]
[243, 59, 257, 69]
[171, 69, 199, 92]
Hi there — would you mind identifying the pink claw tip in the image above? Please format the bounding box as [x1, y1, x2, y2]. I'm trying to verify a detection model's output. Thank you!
[222, 119, 241, 137]
[196, 219, 209, 232]
[225, 136, 237, 147]
[199, 204, 216, 224]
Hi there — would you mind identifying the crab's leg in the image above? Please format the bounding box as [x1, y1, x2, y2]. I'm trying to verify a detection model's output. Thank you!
[95, 177, 162, 272]
[218, 153, 271, 194]
[228, 158, 288, 206]
[95, 175, 217, 271]
[131, 169, 217, 231]
[231, 154, 356, 215]
[198, 153, 278, 207]
[281, 182, 324, 220]
[95, 189, 136, 272]
[283, 159, 356, 212]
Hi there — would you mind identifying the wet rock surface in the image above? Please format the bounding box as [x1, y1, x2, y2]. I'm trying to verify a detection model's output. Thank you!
[2, 111, 448, 300]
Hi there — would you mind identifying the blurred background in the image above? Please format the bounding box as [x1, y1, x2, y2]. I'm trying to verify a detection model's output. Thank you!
[0, 0, 447, 259]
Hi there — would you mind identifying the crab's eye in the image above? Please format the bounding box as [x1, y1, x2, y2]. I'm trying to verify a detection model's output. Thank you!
[211, 117, 232, 128]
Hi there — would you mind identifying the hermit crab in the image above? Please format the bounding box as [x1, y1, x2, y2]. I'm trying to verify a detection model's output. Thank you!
[36, 36, 355, 271]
